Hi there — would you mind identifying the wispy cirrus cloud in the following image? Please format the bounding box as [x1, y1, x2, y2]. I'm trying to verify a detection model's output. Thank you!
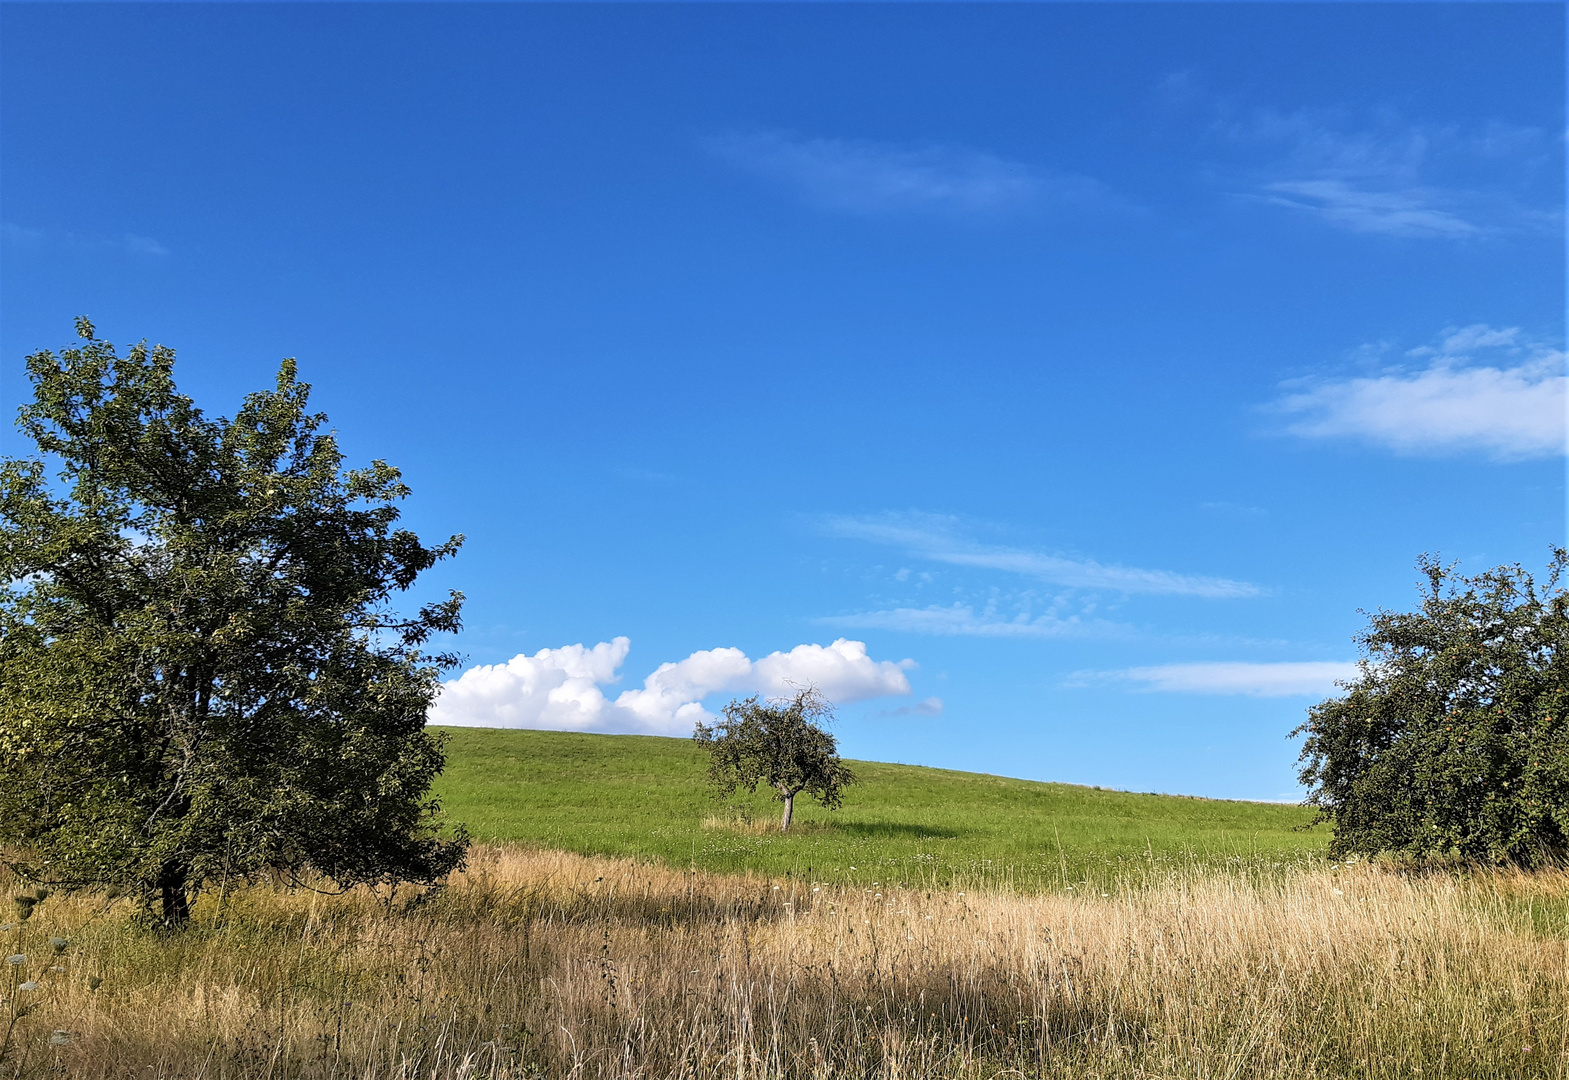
[1254, 180, 1480, 240]
[872, 697, 944, 719]
[2, 222, 170, 256]
[821, 513, 1262, 599]
[1270, 325, 1566, 460]
[708, 131, 1118, 216]
[120, 233, 171, 256]
[821, 602, 1128, 640]
[1077, 661, 1358, 697]
[1173, 82, 1560, 240]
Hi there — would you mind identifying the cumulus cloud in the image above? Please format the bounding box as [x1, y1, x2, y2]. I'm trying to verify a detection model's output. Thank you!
[1092, 661, 1359, 697]
[1272, 325, 1566, 459]
[708, 131, 1115, 216]
[428, 637, 913, 735]
[821, 513, 1261, 598]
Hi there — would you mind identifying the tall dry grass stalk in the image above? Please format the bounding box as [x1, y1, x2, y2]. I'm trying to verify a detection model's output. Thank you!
[2, 846, 1564, 1079]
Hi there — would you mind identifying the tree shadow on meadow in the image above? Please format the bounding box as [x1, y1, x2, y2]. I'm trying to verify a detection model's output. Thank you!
[834, 820, 962, 840]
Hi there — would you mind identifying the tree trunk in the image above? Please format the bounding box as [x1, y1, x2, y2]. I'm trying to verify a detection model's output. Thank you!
[780, 791, 795, 832]
[158, 861, 191, 929]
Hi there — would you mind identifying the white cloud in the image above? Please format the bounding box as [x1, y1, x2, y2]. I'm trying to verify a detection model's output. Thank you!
[1100, 661, 1359, 697]
[751, 639, 914, 701]
[428, 637, 913, 735]
[821, 513, 1261, 598]
[1272, 325, 1566, 459]
[708, 131, 1114, 216]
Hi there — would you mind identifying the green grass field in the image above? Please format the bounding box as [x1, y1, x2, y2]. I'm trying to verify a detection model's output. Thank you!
[434, 727, 1327, 889]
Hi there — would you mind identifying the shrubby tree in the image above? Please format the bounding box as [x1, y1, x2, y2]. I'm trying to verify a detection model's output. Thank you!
[694, 688, 855, 831]
[1295, 551, 1569, 866]
[0, 320, 468, 926]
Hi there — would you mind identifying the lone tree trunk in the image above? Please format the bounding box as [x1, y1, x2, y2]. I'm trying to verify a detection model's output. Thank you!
[779, 789, 796, 832]
[158, 861, 192, 929]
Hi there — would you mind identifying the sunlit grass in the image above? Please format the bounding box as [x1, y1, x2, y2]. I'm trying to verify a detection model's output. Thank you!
[434, 727, 1325, 889]
[6, 730, 1542, 1077]
[4, 846, 1565, 1078]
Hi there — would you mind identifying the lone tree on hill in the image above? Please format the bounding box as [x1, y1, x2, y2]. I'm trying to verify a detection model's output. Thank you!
[1295, 550, 1569, 866]
[694, 687, 855, 831]
[0, 319, 469, 927]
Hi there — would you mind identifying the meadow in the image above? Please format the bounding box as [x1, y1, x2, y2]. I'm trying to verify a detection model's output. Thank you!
[5, 847, 1565, 1079]
[434, 727, 1325, 888]
[3, 729, 1565, 1079]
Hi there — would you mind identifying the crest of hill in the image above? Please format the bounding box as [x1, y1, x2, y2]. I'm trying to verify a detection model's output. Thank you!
[434, 728, 1323, 889]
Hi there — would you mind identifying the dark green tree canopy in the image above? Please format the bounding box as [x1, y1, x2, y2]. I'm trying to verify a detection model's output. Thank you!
[0, 320, 468, 925]
[694, 688, 855, 831]
[1295, 551, 1569, 866]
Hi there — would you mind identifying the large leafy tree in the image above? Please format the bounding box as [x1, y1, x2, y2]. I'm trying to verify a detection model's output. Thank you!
[694, 688, 855, 831]
[1295, 551, 1569, 866]
[0, 320, 468, 926]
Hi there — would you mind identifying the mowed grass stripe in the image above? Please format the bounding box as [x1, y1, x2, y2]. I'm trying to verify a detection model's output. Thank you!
[433, 727, 1326, 888]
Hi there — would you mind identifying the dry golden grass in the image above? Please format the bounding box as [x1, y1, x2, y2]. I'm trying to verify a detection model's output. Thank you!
[2, 846, 1566, 1079]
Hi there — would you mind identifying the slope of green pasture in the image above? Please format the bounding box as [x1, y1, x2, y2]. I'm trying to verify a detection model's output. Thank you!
[433, 727, 1326, 889]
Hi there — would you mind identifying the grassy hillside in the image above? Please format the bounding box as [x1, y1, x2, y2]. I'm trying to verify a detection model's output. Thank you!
[434, 727, 1326, 889]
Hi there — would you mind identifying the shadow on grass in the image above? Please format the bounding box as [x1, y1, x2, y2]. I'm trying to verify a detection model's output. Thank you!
[836, 821, 962, 840]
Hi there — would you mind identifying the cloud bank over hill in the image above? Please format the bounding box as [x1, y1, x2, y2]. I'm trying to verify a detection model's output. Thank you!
[428, 638, 916, 735]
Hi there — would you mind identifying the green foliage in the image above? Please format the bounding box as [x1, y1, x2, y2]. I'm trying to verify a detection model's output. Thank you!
[694, 689, 855, 830]
[435, 727, 1325, 886]
[1295, 551, 1569, 866]
[0, 320, 469, 925]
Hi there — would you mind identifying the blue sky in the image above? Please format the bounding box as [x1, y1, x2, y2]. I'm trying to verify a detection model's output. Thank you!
[2, 3, 1563, 801]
